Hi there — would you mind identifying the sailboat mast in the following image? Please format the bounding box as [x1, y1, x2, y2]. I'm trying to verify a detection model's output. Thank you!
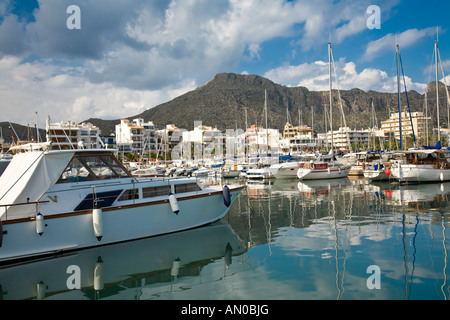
[425, 91, 429, 146]
[396, 43, 403, 150]
[436, 40, 441, 142]
[329, 42, 333, 153]
[265, 89, 269, 157]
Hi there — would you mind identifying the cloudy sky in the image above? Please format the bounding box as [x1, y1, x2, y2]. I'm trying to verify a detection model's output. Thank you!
[0, 0, 449, 126]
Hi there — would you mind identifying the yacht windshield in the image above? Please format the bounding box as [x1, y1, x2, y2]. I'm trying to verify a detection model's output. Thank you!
[57, 152, 131, 183]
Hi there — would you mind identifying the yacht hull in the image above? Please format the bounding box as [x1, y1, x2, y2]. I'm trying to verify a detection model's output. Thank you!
[269, 163, 300, 179]
[391, 165, 450, 183]
[0, 187, 243, 264]
[297, 164, 350, 180]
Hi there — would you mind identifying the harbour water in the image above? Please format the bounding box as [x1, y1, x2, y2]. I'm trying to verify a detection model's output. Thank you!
[1, 177, 450, 300]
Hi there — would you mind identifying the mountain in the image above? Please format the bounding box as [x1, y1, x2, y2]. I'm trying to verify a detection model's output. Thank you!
[3, 73, 447, 145]
[86, 73, 444, 135]
[0, 122, 46, 147]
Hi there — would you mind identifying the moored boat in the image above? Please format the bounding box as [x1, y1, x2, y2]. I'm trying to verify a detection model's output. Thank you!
[246, 167, 275, 180]
[297, 159, 350, 180]
[362, 151, 396, 181]
[0, 148, 244, 264]
[390, 149, 450, 183]
[268, 161, 300, 179]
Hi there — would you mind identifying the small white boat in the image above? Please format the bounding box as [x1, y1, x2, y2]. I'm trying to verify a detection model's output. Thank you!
[0, 149, 244, 264]
[132, 166, 165, 178]
[268, 161, 301, 179]
[221, 167, 241, 178]
[192, 167, 212, 177]
[362, 152, 396, 181]
[297, 160, 350, 180]
[363, 164, 391, 181]
[246, 167, 275, 180]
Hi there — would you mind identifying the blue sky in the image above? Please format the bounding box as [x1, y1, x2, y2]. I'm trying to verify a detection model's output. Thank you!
[0, 0, 449, 125]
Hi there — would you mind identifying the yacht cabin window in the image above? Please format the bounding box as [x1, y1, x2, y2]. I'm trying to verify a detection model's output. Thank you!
[142, 185, 171, 198]
[57, 153, 130, 183]
[118, 189, 139, 201]
[175, 183, 202, 194]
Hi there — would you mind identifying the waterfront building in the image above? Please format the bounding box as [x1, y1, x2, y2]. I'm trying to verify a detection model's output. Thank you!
[319, 127, 370, 151]
[46, 118, 102, 149]
[181, 123, 224, 161]
[380, 111, 431, 142]
[155, 124, 179, 157]
[246, 125, 279, 156]
[282, 123, 316, 153]
[115, 118, 157, 156]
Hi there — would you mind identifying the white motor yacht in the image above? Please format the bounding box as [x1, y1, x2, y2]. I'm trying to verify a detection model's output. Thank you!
[0, 149, 244, 264]
[390, 149, 450, 183]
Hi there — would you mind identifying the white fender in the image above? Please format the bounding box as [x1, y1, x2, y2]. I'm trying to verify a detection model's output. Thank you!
[171, 258, 181, 280]
[440, 172, 444, 182]
[169, 193, 180, 215]
[36, 282, 46, 300]
[36, 213, 45, 236]
[94, 257, 104, 291]
[92, 208, 103, 241]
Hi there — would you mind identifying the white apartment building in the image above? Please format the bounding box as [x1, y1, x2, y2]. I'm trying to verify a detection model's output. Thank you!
[282, 123, 316, 152]
[46, 119, 102, 149]
[381, 111, 431, 142]
[115, 118, 157, 156]
[181, 124, 224, 161]
[246, 125, 280, 156]
[319, 127, 370, 151]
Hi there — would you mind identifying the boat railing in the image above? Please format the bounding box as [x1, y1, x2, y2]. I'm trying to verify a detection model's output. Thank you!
[0, 200, 49, 221]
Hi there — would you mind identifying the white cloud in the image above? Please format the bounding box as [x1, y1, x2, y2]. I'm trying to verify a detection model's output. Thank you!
[363, 27, 437, 61]
[0, 56, 197, 125]
[0, 0, 411, 126]
[264, 58, 427, 93]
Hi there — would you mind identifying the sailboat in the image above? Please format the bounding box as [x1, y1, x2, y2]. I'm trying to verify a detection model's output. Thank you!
[297, 42, 350, 180]
[391, 39, 450, 183]
[246, 90, 276, 180]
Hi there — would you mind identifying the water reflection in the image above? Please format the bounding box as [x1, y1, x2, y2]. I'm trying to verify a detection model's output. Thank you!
[2, 177, 450, 300]
[0, 222, 247, 300]
[226, 178, 450, 300]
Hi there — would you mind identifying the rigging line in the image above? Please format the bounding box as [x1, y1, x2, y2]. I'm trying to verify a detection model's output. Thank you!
[427, 46, 436, 86]
[330, 46, 352, 153]
[437, 48, 450, 133]
[399, 53, 417, 148]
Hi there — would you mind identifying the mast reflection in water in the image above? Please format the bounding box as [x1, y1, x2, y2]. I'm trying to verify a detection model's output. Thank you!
[1, 177, 450, 300]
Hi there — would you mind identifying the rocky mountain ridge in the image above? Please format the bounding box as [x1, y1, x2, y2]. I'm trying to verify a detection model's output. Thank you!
[2, 73, 448, 144]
